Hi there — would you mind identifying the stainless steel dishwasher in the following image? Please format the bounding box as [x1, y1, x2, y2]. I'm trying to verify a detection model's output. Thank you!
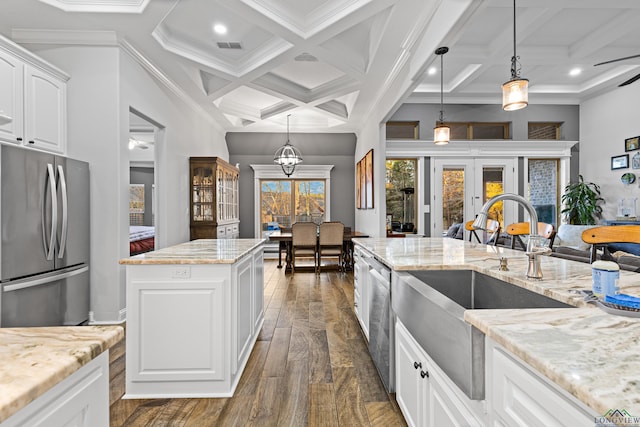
[367, 255, 394, 393]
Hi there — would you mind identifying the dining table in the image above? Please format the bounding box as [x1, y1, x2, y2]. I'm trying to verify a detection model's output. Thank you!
[268, 229, 369, 272]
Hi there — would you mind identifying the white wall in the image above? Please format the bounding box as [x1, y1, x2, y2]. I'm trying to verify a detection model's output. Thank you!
[31, 44, 227, 323]
[580, 83, 640, 220]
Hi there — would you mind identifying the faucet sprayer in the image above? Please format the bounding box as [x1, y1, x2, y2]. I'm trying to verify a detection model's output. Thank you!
[472, 193, 549, 279]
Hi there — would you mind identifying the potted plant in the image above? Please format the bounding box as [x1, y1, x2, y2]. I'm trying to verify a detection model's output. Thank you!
[561, 175, 604, 225]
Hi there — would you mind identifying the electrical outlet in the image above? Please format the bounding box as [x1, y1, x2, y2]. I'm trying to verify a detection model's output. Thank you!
[172, 266, 191, 279]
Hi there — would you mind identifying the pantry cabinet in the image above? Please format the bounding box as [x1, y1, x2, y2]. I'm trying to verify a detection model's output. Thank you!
[0, 36, 68, 154]
[189, 157, 240, 239]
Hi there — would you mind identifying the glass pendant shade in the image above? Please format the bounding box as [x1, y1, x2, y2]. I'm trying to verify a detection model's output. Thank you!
[502, 77, 529, 111]
[434, 123, 450, 145]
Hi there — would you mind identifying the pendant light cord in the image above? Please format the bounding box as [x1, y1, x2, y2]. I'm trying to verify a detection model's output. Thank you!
[510, 0, 521, 79]
[286, 114, 291, 144]
[439, 52, 444, 124]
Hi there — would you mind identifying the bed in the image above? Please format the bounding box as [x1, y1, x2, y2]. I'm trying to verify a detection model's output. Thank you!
[130, 225, 155, 255]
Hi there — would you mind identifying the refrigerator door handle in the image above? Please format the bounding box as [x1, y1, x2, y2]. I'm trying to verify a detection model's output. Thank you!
[42, 163, 57, 260]
[3, 266, 88, 292]
[57, 164, 68, 258]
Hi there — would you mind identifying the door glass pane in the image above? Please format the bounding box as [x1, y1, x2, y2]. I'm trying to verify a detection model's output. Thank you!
[528, 159, 558, 226]
[294, 181, 325, 224]
[260, 181, 291, 238]
[386, 159, 416, 232]
[442, 167, 465, 230]
[483, 167, 505, 229]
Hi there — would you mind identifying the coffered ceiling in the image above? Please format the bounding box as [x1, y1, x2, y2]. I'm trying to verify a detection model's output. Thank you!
[0, 0, 639, 133]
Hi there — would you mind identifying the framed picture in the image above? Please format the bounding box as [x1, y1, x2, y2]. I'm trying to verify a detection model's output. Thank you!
[365, 149, 374, 209]
[359, 158, 366, 209]
[633, 152, 640, 169]
[129, 184, 145, 213]
[625, 136, 640, 152]
[611, 154, 629, 170]
[355, 161, 361, 209]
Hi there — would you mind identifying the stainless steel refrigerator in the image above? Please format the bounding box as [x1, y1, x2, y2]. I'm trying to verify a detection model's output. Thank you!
[1, 144, 90, 327]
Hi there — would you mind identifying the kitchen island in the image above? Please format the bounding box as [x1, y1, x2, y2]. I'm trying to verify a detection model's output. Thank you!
[353, 237, 640, 426]
[119, 238, 265, 399]
[0, 326, 124, 426]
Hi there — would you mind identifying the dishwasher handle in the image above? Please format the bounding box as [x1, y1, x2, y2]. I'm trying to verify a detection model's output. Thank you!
[369, 267, 390, 287]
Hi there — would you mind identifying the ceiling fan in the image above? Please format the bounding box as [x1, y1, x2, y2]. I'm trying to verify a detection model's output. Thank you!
[594, 54, 640, 87]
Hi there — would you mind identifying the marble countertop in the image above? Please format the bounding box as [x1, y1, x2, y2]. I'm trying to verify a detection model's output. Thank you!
[0, 325, 124, 422]
[353, 237, 640, 416]
[119, 238, 265, 265]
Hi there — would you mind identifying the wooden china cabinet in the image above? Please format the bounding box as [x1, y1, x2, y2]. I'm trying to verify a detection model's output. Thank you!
[189, 157, 239, 239]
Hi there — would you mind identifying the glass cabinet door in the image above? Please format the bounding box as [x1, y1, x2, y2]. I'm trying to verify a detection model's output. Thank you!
[191, 166, 214, 222]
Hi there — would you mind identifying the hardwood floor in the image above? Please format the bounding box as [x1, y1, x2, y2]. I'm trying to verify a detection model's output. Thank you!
[108, 260, 407, 426]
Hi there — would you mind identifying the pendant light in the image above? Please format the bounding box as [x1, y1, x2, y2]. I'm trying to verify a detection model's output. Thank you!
[434, 46, 450, 145]
[273, 114, 302, 177]
[502, 0, 528, 111]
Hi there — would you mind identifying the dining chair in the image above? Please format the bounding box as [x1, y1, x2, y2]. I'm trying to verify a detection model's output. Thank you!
[505, 222, 555, 251]
[465, 219, 500, 245]
[291, 222, 318, 273]
[318, 221, 345, 273]
[278, 226, 291, 269]
[581, 225, 640, 263]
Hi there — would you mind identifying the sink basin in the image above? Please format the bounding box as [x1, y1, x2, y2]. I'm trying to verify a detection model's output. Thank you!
[392, 269, 574, 400]
[407, 269, 571, 310]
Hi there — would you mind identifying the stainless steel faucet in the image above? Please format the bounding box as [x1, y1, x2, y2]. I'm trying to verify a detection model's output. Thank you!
[472, 193, 550, 279]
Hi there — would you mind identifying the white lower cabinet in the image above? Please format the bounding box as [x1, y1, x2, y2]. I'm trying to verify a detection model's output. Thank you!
[2, 352, 109, 427]
[353, 246, 369, 340]
[125, 247, 264, 398]
[486, 339, 596, 427]
[395, 320, 483, 427]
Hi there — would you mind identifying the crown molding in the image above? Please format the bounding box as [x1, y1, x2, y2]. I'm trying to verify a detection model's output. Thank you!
[386, 140, 579, 158]
[36, 0, 150, 13]
[11, 28, 119, 46]
[250, 164, 334, 179]
[0, 32, 70, 81]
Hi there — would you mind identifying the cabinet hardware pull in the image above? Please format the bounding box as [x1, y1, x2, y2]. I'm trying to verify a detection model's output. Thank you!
[16, 137, 22, 141]
[28, 140, 35, 144]
[420, 370, 429, 379]
[414, 361, 422, 370]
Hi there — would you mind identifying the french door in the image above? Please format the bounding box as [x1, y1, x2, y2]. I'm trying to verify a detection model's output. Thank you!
[432, 158, 516, 238]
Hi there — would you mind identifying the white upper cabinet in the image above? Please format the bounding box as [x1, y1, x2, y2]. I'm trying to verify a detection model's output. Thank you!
[0, 36, 68, 154]
[0, 49, 24, 145]
[24, 65, 66, 153]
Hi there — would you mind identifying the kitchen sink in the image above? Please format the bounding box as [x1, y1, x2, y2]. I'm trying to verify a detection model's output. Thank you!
[392, 269, 574, 400]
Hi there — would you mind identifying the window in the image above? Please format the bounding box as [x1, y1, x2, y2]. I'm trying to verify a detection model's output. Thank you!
[386, 121, 419, 139]
[446, 122, 510, 140]
[528, 159, 560, 226]
[260, 179, 326, 237]
[528, 122, 561, 140]
[386, 159, 416, 232]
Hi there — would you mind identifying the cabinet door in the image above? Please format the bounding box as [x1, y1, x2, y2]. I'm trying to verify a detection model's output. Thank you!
[395, 321, 429, 427]
[24, 65, 66, 153]
[234, 255, 253, 374]
[0, 49, 23, 145]
[430, 372, 482, 427]
[489, 342, 594, 427]
[252, 247, 264, 332]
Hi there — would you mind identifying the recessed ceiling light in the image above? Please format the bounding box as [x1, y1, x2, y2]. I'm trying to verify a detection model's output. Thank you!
[213, 24, 227, 35]
[569, 68, 582, 77]
[428, 67, 437, 76]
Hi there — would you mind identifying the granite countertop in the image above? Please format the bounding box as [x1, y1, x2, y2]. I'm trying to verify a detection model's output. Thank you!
[119, 238, 265, 265]
[0, 325, 124, 422]
[353, 237, 640, 416]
